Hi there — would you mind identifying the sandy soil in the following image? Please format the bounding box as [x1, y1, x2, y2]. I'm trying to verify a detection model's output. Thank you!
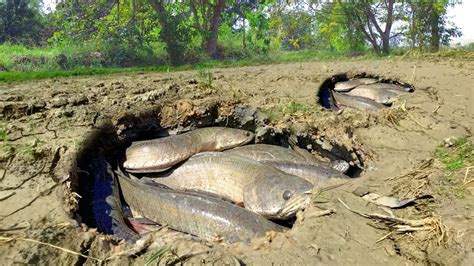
[0, 58, 473, 265]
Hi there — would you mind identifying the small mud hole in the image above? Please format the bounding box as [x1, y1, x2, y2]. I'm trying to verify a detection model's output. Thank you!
[317, 72, 415, 111]
[66, 100, 366, 244]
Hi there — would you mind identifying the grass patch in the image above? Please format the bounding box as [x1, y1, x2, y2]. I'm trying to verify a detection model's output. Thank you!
[196, 63, 214, 88]
[0, 65, 184, 83]
[435, 137, 473, 171]
[18, 138, 46, 161]
[2, 44, 474, 83]
[434, 136, 473, 199]
[144, 248, 171, 266]
[0, 46, 375, 83]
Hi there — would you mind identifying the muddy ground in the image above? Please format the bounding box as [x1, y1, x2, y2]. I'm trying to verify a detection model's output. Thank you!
[0, 58, 473, 265]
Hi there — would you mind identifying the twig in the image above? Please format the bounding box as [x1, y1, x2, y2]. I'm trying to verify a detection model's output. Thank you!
[432, 105, 441, 114]
[317, 181, 350, 194]
[463, 166, 473, 186]
[409, 65, 417, 84]
[0, 162, 46, 190]
[0, 222, 30, 232]
[338, 198, 441, 232]
[400, 100, 429, 129]
[104, 234, 155, 261]
[0, 236, 102, 262]
[306, 209, 335, 218]
[375, 232, 392, 243]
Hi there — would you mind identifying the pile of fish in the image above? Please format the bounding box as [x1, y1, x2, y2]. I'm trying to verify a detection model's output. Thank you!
[320, 77, 414, 112]
[93, 127, 352, 243]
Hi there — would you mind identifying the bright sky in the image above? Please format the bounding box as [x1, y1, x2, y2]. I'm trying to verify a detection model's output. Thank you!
[447, 1, 474, 44]
[42, 0, 473, 44]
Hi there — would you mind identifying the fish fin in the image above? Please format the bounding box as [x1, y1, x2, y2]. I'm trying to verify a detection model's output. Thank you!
[91, 157, 139, 242]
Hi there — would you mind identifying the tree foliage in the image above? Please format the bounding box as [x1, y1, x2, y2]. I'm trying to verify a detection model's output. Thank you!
[405, 0, 461, 52]
[315, 2, 366, 52]
[0, 0, 466, 67]
[0, 0, 48, 45]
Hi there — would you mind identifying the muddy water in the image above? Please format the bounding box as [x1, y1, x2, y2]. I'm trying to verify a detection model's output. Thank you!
[0, 59, 473, 265]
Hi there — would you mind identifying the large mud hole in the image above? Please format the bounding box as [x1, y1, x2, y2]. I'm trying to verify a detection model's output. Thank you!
[65, 99, 366, 243]
[316, 72, 415, 110]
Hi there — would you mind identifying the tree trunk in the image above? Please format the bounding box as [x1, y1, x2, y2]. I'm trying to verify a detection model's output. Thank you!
[409, 3, 416, 48]
[205, 0, 225, 58]
[381, 33, 390, 54]
[363, 0, 394, 55]
[430, 7, 440, 52]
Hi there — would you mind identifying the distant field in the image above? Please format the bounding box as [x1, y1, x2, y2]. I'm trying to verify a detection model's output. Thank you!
[1, 43, 473, 83]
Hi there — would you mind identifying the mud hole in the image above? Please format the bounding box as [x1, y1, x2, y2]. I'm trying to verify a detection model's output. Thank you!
[71, 101, 363, 238]
[0, 60, 473, 265]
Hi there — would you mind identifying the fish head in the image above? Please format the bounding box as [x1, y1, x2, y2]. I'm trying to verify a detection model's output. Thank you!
[244, 175, 313, 219]
[214, 128, 255, 149]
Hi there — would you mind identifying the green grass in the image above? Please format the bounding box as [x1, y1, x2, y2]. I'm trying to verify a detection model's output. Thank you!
[1, 43, 474, 83]
[433, 136, 473, 199]
[435, 136, 473, 171]
[196, 63, 214, 88]
[0, 52, 337, 83]
[144, 248, 171, 266]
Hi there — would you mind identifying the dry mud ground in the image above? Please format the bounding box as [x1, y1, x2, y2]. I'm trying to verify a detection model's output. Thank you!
[0, 59, 473, 265]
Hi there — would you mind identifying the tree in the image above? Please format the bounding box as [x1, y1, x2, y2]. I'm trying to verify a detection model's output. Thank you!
[340, 0, 397, 54]
[147, 0, 226, 60]
[0, 0, 47, 45]
[222, 0, 259, 49]
[147, 0, 193, 64]
[406, 0, 461, 52]
[315, 2, 366, 52]
[188, 0, 226, 58]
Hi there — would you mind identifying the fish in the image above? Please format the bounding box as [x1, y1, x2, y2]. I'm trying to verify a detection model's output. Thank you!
[225, 144, 350, 174]
[124, 127, 254, 173]
[225, 144, 307, 162]
[332, 91, 387, 112]
[287, 140, 350, 173]
[145, 152, 313, 219]
[258, 160, 351, 187]
[343, 85, 407, 104]
[90, 157, 140, 242]
[353, 83, 413, 92]
[116, 170, 285, 243]
[334, 78, 378, 92]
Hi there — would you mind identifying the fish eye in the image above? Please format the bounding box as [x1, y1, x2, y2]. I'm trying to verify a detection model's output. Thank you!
[282, 190, 293, 200]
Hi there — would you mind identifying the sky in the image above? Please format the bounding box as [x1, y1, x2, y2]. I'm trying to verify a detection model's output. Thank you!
[41, 0, 474, 45]
[447, 1, 474, 44]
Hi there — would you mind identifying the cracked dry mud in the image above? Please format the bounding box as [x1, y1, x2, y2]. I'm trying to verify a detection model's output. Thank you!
[0, 59, 473, 265]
